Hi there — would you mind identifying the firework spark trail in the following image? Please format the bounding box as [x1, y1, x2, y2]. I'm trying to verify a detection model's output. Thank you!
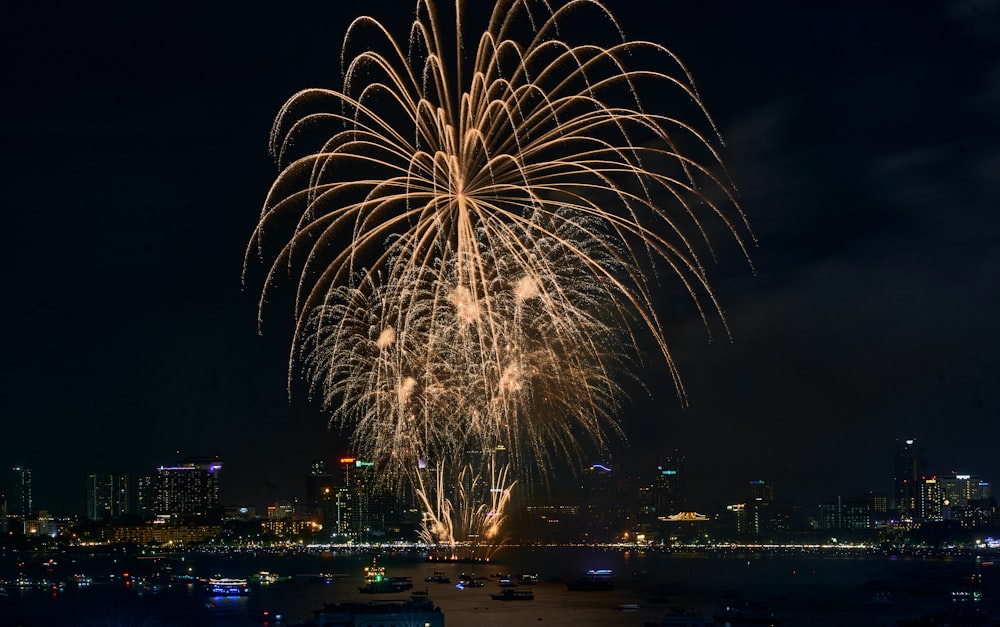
[300, 222, 627, 550]
[412, 459, 455, 548]
[302, 217, 628, 475]
[452, 459, 515, 560]
[247, 0, 750, 549]
[408, 455, 514, 558]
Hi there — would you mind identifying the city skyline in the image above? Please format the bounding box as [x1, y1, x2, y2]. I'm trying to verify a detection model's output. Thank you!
[3, 436, 992, 519]
[3, 1, 998, 514]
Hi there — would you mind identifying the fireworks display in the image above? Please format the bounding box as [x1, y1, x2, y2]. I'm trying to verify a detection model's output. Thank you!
[246, 0, 750, 553]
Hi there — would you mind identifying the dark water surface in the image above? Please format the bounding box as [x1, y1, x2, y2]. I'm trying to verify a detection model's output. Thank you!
[2, 547, 998, 626]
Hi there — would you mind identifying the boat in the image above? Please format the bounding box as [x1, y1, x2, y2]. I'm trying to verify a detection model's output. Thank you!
[206, 578, 250, 596]
[517, 573, 539, 584]
[490, 588, 534, 601]
[10, 576, 65, 591]
[135, 578, 163, 595]
[251, 610, 285, 623]
[567, 569, 615, 591]
[616, 603, 640, 611]
[713, 602, 781, 625]
[424, 570, 450, 583]
[358, 558, 413, 594]
[249, 571, 289, 585]
[456, 573, 485, 588]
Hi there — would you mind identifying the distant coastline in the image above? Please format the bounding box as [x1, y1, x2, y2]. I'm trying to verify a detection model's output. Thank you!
[6, 538, 998, 561]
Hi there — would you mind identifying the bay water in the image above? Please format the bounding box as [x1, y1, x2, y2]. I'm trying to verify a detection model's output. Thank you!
[2, 547, 997, 626]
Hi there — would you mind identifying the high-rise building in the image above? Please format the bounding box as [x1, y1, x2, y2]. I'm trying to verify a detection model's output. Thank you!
[726, 502, 748, 535]
[354, 458, 393, 536]
[578, 462, 620, 540]
[894, 438, 918, 517]
[12, 466, 33, 519]
[868, 491, 888, 514]
[842, 499, 873, 529]
[333, 486, 353, 537]
[933, 473, 993, 524]
[919, 476, 943, 521]
[938, 472, 991, 509]
[155, 457, 222, 521]
[267, 501, 294, 520]
[338, 456, 388, 537]
[85, 473, 130, 521]
[136, 475, 156, 519]
[305, 460, 334, 518]
[818, 496, 872, 530]
[654, 454, 687, 515]
[972, 480, 992, 502]
[579, 462, 615, 504]
[337, 456, 360, 536]
[749, 480, 774, 503]
[635, 484, 655, 528]
[317, 485, 341, 536]
[747, 480, 775, 536]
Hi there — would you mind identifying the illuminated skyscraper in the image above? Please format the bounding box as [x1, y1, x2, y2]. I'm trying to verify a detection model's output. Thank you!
[868, 491, 888, 515]
[333, 456, 402, 538]
[919, 476, 943, 521]
[579, 462, 614, 504]
[85, 473, 130, 521]
[747, 480, 775, 535]
[578, 462, 619, 540]
[818, 496, 872, 530]
[938, 472, 992, 508]
[316, 485, 341, 536]
[749, 479, 774, 503]
[654, 453, 687, 515]
[352, 457, 396, 537]
[155, 457, 222, 521]
[12, 466, 32, 519]
[894, 438, 918, 517]
[338, 456, 358, 494]
[136, 475, 156, 519]
[337, 456, 357, 533]
[305, 460, 334, 518]
[972, 480, 992, 502]
[333, 486, 353, 537]
[934, 472, 993, 524]
[336, 456, 369, 536]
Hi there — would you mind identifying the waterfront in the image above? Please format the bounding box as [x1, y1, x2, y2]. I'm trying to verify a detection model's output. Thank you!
[2, 547, 999, 626]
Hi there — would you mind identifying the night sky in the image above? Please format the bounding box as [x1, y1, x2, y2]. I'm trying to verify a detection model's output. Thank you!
[3, 1, 998, 515]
